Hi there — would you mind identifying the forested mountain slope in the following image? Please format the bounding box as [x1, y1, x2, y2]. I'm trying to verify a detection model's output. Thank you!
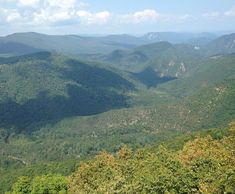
[1, 53, 234, 167]
[0, 32, 235, 194]
[206, 33, 235, 55]
[0, 52, 135, 133]
[92, 41, 204, 78]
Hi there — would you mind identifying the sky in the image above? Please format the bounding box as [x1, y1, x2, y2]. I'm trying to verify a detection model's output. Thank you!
[0, 0, 235, 35]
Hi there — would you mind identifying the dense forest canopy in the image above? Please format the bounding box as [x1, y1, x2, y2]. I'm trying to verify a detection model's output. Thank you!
[7, 123, 235, 194]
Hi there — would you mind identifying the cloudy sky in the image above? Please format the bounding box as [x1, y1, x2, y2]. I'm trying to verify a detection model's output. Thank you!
[0, 0, 235, 35]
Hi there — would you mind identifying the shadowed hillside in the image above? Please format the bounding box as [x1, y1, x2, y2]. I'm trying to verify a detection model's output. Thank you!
[0, 52, 135, 132]
[132, 67, 176, 87]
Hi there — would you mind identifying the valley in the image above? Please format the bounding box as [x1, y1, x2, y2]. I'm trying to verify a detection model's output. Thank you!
[0, 31, 235, 193]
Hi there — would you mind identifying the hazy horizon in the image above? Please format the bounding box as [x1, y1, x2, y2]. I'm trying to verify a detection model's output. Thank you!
[0, 30, 234, 37]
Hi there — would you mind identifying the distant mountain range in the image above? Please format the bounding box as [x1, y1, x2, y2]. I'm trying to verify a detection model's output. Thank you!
[142, 32, 217, 44]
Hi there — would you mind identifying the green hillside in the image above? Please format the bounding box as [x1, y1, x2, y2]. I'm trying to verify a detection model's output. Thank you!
[1, 33, 235, 194]
[160, 54, 235, 96]
[100, 41, 204, 79]
[0, 52, 135, 133]
[205, 33, 235, 55]
[1, 53, 235, 167]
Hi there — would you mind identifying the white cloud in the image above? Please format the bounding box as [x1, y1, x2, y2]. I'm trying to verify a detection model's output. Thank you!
[224, 6, 235, 16]
[31, 8, 75, 25]
[18, 0, 39, 6]
[118, 9, 192, 24]
[120, 9, 161, 24]
[76, 10, 111, 25]
[46, 0, 76, 9]
[6, 10, 21, 22]
[0, 0, 87, 25]
[50, 11, 71, 22]
[28, 7, 111, 26]
[0, 0, 16, 2]
[0, 8, 22, 22]
[0, 0, 39, 6]
[0, 1, 194, 32]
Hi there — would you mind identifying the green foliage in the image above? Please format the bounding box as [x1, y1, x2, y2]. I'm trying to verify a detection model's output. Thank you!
[10, 174, 68, 194]
[30, 174, 68, 194]
[179, 131, 235, 194]
[11, 176, 31, 194]
[5, 125, 235, 194]
[0, 159, 77, 194]
[68, 127, 235, 194]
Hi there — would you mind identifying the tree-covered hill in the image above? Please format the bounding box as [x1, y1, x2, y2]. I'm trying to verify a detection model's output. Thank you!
[0, 52, 135, 132]
[83, 33, 235, 79]
[159, 54, 235, 97]
[95, 41, 204, 78]
[205, 33, 235, 56]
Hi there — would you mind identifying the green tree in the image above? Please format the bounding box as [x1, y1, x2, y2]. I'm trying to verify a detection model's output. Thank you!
[10, 174, 68, 194]
[179, 133, 235, 194]
[11, 176, 31, 194]
[30, 174, 68, 194]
